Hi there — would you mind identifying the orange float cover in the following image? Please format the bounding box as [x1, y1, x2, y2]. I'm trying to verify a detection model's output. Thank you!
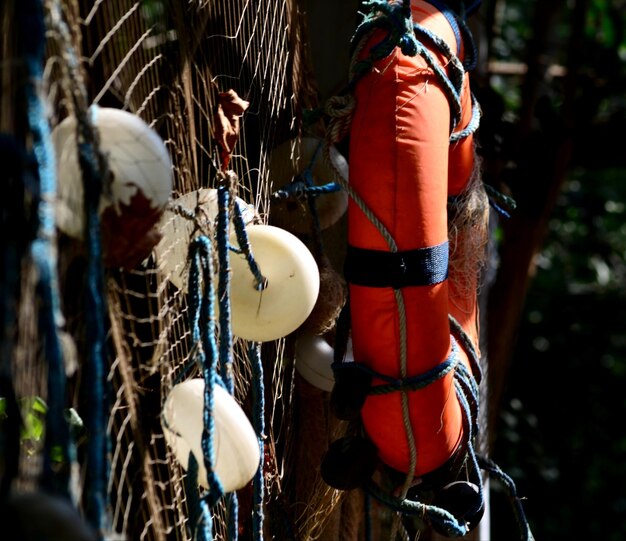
[347, 0, 479, 476]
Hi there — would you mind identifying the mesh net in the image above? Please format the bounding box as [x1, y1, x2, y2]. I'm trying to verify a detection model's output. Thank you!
[2, 0, 354, 539]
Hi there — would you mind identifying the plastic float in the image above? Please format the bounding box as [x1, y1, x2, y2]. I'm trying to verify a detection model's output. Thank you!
[268, 136, 349, 234]
[154, 188, 258, 292]
[161, 378, 260, 492]
[228, 224, 320, 342]
[52, 106, 173, 269]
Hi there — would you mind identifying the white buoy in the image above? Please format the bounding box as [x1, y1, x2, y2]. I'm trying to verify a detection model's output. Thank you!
[295, 335, 354, 392]
[52, 106, 173, 239]
[161, 378, 260, 492]
[153, 188, 258, 291]
[295, 334, 335, 392]
[228, 224, 320, 342]
[269, 137, 348, 234]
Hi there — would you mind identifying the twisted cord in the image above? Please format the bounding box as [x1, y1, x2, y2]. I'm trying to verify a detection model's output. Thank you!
[411, 23, 464, 131]
[215, 187, 239, 540]
[185, 453, 213, 541]
[23, 0, 73, 503]
[448, 315, 482, 384]
[217, 187, 235, 395]
[477, 456, 536, 541]
[47, 4, 113, 533]
[364, 477, 469, 537]
[231, 202, 266, 291]
[187, 237, 224, 541]
[390, 288, 418, 540]
[335, 339, 459, 395]
[249, 342, 266, 541]
[323, 140, 398, 252]
[272, 178, 342, 200]
[484, 183, 517, 219]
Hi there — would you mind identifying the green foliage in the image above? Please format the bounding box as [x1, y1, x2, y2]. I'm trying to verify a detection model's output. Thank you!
[0, 396, 85, 461]
[492, 167, 626, 540]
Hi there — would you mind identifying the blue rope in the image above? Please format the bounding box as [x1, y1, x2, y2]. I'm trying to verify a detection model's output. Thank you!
[216, 187, 239, 540]
[47, 3, 111, 530]
[217, 187, 235, 395]
[356, 322, 534, 539]
[19, 0, 73, 500]
[180, 182, 269, 540]
[273, 179, 342, 200]
[185, 453, 213, 541]
[187, 236, 224, 541]
[347, 0, 481, 142]
[249, 342, 265, 541]
[231, 200, 265, 291]
[332, 339, 460, 395]
[477, 456, 535, 541]
[78, 110, 109, 535]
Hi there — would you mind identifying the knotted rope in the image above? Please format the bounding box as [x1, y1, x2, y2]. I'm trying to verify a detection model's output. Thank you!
[181, 177, 266, 541]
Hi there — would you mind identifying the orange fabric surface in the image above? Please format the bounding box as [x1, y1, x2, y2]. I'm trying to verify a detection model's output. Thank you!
[347, 1, 478, 476]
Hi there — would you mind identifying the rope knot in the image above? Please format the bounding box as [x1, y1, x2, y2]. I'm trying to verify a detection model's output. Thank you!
[399, 33, 419, 56]
[324, 94, 356, 143]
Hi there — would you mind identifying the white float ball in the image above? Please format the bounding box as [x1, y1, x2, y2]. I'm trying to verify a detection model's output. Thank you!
[228, 224, 320, 342]
[154, 188, 258, 291]
[295, 334, 335, 392]
[269, 137, 349, 234]
[161, 378, 260, 493]
[52, 106, 173, 239]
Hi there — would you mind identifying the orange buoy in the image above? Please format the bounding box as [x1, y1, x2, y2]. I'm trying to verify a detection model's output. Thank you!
[345, 0, 483, 477]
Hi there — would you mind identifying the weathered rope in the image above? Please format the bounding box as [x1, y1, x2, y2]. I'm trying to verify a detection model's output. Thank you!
[21, 0, 74, 505]
[217, 187, 235, 395]
[187, 235, 224, 541]
[47, 4, 111, 532]
[319, 1, 532, 538]
[477, 455, 535, 541]
[184, 182, 266, 540]
[249, 341, 266, 541]
[216, 186, 240, 540]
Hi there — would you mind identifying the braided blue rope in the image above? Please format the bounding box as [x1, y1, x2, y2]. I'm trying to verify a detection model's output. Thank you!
[357, 322, 534, 539]
[249, 342, 265, 541]
[231, 200, 265, 291]
[477, 455, 535, 541]
[224, 193, 267, 539]
[216, 187, 239, 541]
[273, 179, 342, 200]
[185, 453, 213, 541]
[187, 236, 225, 541]
[217, 187, 235, 395]
[186, 193, 268, 540]
[347, 0, 480, 141]
[350, 0, 419, 76]
[20, 0, 73, 500]
[332, 339, 460, 395]
[79, 107, 109, 535]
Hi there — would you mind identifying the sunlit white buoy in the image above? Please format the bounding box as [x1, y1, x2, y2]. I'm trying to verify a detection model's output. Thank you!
[153, 188, 258, 291]
[229, 224, 320, 342]
[269, 137, 348, 234]
[161, 378, 260, 492]
[52, 106, 173, 268]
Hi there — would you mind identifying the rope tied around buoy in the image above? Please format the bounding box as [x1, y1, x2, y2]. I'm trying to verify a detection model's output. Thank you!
[316, 2, 534, 537]
[182, 175, 266, 541]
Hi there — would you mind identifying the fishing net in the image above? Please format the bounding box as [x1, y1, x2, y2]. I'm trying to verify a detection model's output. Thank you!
[2, 0, 357, 539]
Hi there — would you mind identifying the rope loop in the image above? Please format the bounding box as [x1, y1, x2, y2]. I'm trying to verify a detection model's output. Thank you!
[324, 94, 356, 144]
